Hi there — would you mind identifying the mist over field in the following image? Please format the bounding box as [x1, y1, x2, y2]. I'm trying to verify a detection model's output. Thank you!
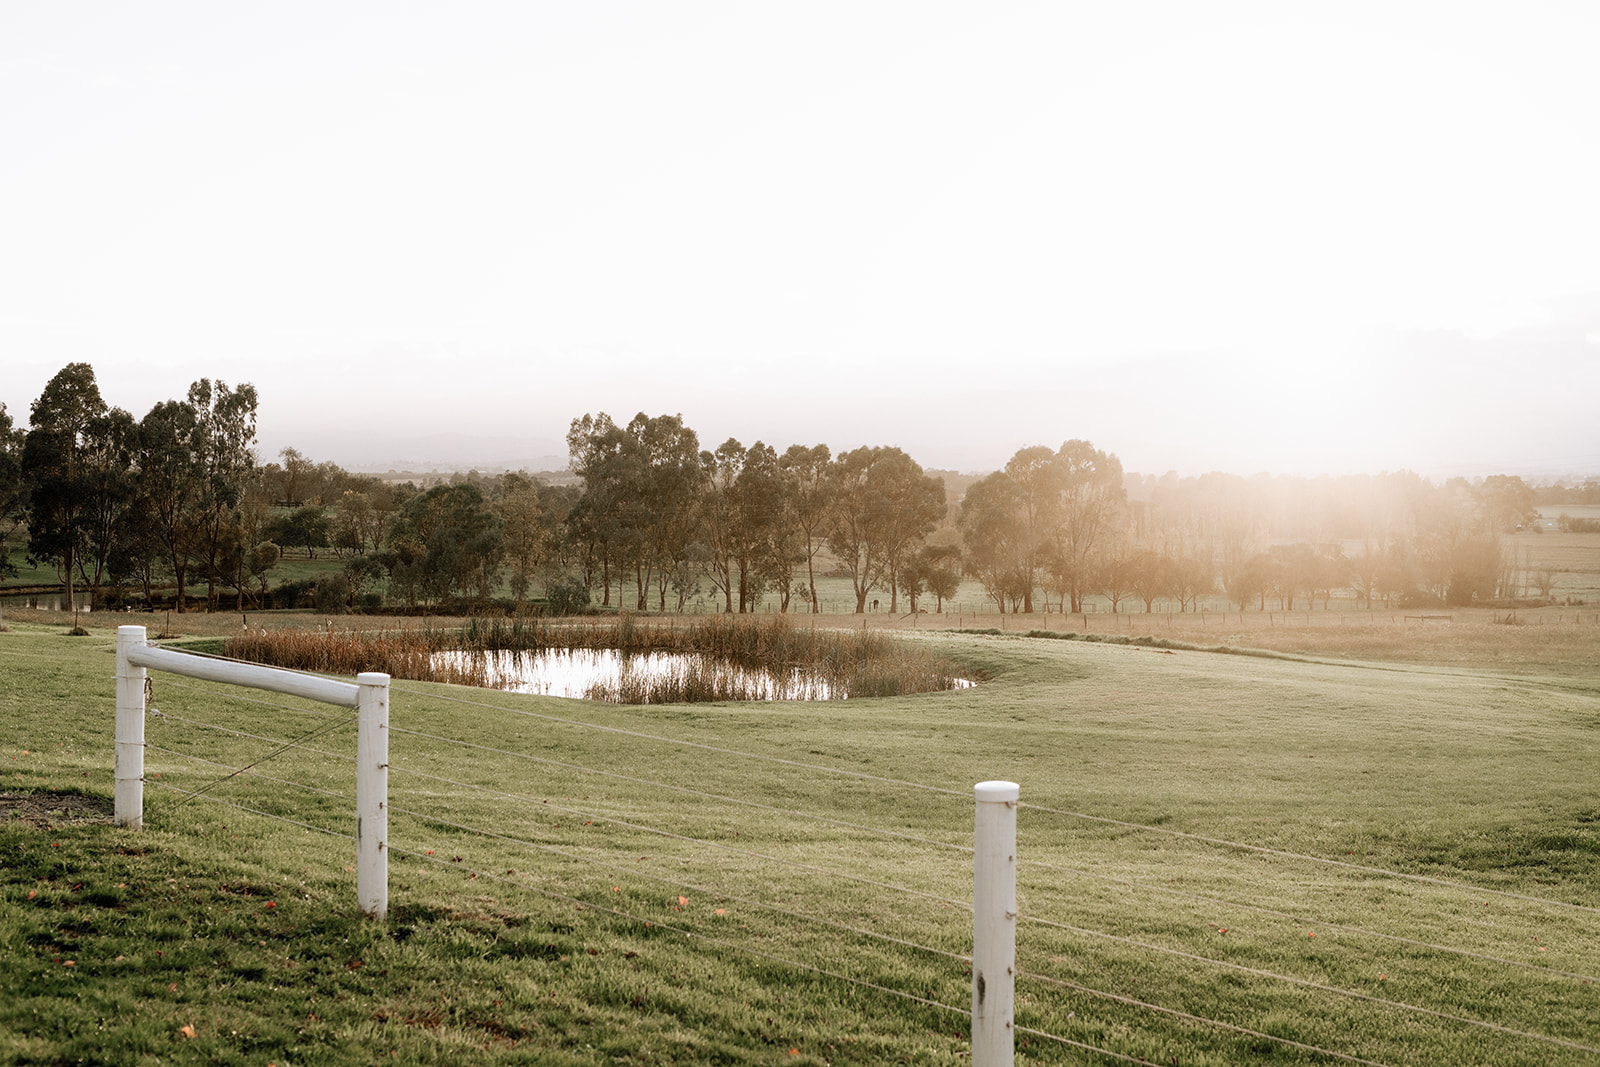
[7, 4, 1600, 481]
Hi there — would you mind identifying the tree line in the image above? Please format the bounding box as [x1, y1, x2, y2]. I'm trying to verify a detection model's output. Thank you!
[2, 363, 1582, 615]
[958, 460, 1556, 613]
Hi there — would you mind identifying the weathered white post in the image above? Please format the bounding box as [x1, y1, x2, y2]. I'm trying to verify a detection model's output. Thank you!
[356, 672, 390, 920]
[115, 625, 148, 827]
[973, 780, 1019, 1067]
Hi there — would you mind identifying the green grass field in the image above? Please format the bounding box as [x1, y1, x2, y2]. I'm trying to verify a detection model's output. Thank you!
[2, 615, 1598, 1065]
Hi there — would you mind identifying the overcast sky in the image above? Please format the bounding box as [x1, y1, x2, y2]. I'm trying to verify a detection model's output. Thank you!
[5, 1, 1599, 478]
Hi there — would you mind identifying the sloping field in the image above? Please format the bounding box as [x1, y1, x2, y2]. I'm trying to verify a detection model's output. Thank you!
[2, 619, 1597, 1064]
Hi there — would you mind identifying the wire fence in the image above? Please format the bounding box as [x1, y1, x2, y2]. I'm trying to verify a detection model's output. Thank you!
[126, 644, 1600, 1064]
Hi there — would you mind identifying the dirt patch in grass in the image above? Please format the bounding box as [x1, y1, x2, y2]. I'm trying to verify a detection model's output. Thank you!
[0, 791, 114, 829]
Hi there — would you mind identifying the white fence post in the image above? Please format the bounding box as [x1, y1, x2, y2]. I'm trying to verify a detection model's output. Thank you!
[114, 629, 389, 921]
[973, 780, 1019, 1067]
[356, 672, 390, 920]
[115, 625, 148, 828]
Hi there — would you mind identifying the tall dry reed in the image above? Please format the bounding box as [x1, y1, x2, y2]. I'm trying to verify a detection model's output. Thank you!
[226, 615, 970, 703]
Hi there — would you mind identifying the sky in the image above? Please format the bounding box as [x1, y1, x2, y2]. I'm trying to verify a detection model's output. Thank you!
[5, 1, 1599, 479]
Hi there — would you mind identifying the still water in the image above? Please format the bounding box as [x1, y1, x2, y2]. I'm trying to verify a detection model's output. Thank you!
[0, 594, 93, 613]
[429, 648, 839, 701]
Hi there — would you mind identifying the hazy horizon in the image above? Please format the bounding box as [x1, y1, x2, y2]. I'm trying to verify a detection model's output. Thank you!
[7, 2, 1599, 482]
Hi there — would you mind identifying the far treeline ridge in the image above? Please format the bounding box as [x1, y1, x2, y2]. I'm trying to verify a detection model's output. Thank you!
[2, 363, 1596, 617]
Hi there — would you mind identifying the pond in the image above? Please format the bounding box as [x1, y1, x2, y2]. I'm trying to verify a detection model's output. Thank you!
[0, 593, 94, 613]
[430, 648, 974, 702]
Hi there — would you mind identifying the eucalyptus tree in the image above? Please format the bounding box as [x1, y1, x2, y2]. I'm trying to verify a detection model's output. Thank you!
[493, 471, 546, 611]
[958, 470, 1029, 612]
[566, 412, 635, 606]
[1092, 553, 1137, 613]
[138, 397, 206, 610]
[825, 446, 946, 613]
[185, 380, 260, 609]
[74, 407, 142, 604]
[20, 363, 109, 610]
[919, 544, 962, 613]
[385, 483, 503, 605]
[708, 439, 788, 612]
[699, 438, 744, 613]
[778, 443, 834, 613]
[0, 404, 25, 579]
[629, 413, 704, 611]
[331, 478, 401, 556]
[1167, 556, 1215, 612]
[1001, 445, 1061, 612]
[264, 446, 315, 506]
[1046, 439, 1127, 612]
[566, 412, 704, 610]
[1125, 551, 1172, 612]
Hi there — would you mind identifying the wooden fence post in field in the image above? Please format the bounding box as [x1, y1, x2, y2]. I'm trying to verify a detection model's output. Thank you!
[115, 625, 148, 828]
[973, 780, 1019, 1066]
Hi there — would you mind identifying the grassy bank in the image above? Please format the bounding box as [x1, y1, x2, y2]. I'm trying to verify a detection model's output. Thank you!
[3, 617, 1598, 1063]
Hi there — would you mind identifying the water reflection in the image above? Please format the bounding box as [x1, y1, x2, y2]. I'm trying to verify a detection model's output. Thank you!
[430, 648, 842, 701]
[0, 594, 93, 613]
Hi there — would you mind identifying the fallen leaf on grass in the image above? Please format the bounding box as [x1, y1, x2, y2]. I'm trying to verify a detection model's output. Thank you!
[177, 1024, 196, 1039]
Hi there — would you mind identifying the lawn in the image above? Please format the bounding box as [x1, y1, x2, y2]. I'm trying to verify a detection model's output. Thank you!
[2, 614, 1598, 1064]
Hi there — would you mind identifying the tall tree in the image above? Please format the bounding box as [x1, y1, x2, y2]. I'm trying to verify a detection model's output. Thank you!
[566, 413, 633, 607]
[0, 404, 26, 580]
[730, 441, 787, 612]
[494, 472, 546, 611]
[75, 407, 141, 604]
[628, 414, 703, 611]
[21, 363, 108, 610]
[385, 483, 503, 605]
[1002, 445, 1061, 612]
[826, 446, 945, 613]
[699, 439, 745, 613]
[138, 398, 205, 611]
[958, 471, 1029, 613]
[1047, 440, 1127, 612]
[779, 444, 834, 613]
[186, 380, 260, 610]
[266, 446, 315, 506]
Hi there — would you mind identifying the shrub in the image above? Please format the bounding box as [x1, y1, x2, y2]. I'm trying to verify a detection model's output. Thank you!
[265, 579, 316, 610]
[313, 574, 350, 615]
[545, 576, 591, 616]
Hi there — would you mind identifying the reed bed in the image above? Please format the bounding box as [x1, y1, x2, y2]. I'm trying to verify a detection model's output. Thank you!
[224, 615, 971, 703]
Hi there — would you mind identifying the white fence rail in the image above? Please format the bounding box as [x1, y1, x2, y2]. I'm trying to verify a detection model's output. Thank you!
[114, 624, 391, 919]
